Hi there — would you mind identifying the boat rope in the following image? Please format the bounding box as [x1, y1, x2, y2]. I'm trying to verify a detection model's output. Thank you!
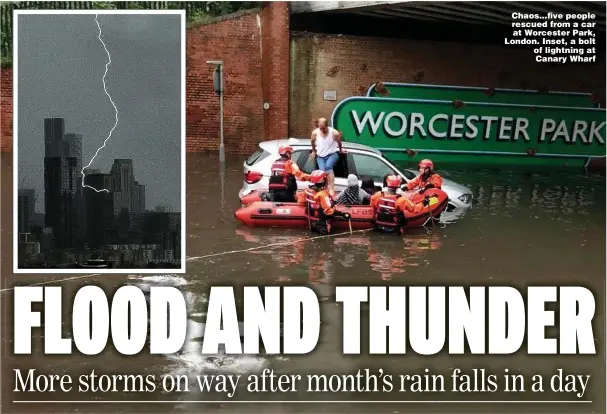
[0, 229, 373, 293]
[0, 274, 103, 293]
[186, 228, 373, 262]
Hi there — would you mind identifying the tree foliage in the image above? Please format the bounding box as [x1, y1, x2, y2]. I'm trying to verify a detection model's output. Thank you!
[0, 1, 258, 67]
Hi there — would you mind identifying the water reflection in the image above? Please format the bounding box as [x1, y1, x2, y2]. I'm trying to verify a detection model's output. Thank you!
[446, 168, 605, 217]
[472, 182, 602, 216]
[366, 233, 442, 281]
[233, 228, 444, 283]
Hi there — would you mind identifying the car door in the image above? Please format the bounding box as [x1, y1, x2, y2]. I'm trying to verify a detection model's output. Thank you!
[293, 150, 349, 191]
[292, 149, 316, 190]
[331, 153, 350, 193]
[349, 151, 400, 188]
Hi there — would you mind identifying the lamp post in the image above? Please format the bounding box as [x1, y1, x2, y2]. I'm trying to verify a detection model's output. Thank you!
[206, 60, 225, 163]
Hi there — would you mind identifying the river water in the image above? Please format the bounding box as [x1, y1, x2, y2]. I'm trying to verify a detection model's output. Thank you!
[1, 153, 605, 413]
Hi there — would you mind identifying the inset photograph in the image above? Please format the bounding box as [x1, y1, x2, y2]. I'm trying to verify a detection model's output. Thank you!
[13, 10, 186, 273]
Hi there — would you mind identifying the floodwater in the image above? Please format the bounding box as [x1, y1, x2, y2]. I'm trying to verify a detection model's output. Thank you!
[1, 153, 605, 413]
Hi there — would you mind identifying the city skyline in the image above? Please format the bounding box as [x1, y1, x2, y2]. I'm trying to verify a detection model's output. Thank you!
[17, 115, 182, 270]
[19, 117, 183, 214]
[21, 115, 180, 213]
[17, 13, 182, 212]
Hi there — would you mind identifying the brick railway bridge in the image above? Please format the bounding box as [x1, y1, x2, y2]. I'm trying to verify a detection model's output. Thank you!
[0, 1, 604, 154]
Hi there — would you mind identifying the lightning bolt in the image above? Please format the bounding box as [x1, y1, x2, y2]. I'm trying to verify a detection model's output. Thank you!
[81, 14, 118, 193]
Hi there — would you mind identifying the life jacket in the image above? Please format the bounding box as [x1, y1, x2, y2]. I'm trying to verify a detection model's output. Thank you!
[269, 158, 296, 192]
[305, 187, 332, 234]
[305, 188, 320, 219]
[375, 193, 401, 229]
[418, 173, 440, 190]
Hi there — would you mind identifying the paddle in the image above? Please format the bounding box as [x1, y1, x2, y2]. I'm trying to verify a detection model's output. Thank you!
[426, 196, 436, 232]
[346, 212, 352, 235]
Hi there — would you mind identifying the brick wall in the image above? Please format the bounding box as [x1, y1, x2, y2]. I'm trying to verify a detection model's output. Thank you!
[289, 32, 606, 137]
[259, 2, 290, 143]
[1, 69, 12, 152]
[0, 2, 291, 155]
[186, 1, 290, 154]
[186, 10, 263, 155]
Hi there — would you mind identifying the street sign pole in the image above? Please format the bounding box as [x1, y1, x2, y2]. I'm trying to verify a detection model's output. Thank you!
[207, 60, 225, 163]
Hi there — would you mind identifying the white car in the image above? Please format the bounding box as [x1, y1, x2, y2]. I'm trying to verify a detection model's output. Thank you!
[239, 138, 473, 212]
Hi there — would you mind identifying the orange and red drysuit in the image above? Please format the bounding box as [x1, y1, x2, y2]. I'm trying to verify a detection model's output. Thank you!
[371, 191, 427, 214]
[305, 187, 336, 215]
[269, 158, 311, 202]
[269, 158, 310, 186]
[305, 187, 341, 234]
[405, 172, 443, 192]
[371, 190, 428, 233]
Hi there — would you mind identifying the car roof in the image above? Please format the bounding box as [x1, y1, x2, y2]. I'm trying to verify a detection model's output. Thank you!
[259, 138, 382, 156]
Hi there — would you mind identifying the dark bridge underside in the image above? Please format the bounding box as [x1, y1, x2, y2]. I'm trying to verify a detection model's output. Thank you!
[291, 1, 606, 46]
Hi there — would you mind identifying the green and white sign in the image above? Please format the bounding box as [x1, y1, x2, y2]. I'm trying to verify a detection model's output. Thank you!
[367, 82, 599, 109]
[331, 97, 606, 166]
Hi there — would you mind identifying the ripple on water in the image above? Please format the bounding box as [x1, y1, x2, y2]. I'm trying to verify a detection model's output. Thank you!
[128, 274, 190, 286]
[124, 275, 267, 379]
[165, 319, 268, 379]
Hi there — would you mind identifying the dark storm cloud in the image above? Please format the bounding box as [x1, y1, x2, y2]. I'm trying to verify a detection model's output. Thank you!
[17, 12, 182, 212]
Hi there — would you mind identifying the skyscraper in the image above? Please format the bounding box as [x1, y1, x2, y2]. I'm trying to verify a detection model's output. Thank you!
[84, 171, 115, 248]
[109, 159, 134, 215]
[44, 117, 64, 158]
[138, 184, 146, 213]
[64, 133, 83, 188]
[65, 133, 84, 242]
[18, 189, 35, 234]
[44, 118, 65, 247]
[43, 118, 83, 249]
[107, 159, 146, 232]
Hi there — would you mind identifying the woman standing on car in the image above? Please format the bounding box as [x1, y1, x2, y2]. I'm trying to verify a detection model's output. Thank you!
[309, 118, 345, 197]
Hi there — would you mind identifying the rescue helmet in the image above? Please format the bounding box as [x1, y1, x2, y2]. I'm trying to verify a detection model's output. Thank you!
[385, 175, 402, 189]
[278, 145, 294, 156]
[419, 159, 434, 171]
[382, 174, 391, 188]
[310, 170, 328, 185]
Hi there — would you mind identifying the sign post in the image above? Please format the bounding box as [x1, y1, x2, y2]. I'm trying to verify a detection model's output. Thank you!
[207, 60, 225, 163]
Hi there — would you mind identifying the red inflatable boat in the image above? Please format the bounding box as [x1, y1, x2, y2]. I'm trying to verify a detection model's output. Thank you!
[240, 190, 269, 207]
[235, 188, 449, 230]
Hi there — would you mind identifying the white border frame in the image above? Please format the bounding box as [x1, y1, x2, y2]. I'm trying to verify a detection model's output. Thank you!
[13, 9, 187, 274]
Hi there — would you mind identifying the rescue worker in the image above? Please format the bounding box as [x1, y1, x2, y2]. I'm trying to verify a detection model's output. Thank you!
[369, 174, 392, 209]
[268, 145, 310, 202]
[404, 159, 443, 193]
[305, 170, 350, 235]
[372, 175, 430, 234]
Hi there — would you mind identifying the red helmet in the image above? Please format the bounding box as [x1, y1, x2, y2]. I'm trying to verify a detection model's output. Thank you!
[385, 175, 402, 188]
[278, 145, 294, 156]
[419, 159, 434, 170]
[310, 170, 327, 184]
